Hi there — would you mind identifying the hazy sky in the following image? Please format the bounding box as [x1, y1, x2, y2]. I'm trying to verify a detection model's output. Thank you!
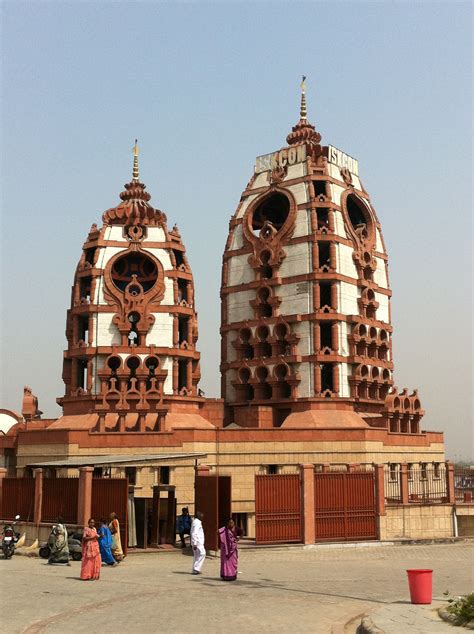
[1, 2, 472, 460]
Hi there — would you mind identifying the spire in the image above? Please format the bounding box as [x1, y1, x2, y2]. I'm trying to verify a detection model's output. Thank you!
[286, 76, 321, 147]
[132, 139, 139, 182]
[300, 75, 307, 120]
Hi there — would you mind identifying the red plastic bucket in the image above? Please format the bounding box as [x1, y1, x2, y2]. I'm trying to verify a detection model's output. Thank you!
[406, 569, 433, 604]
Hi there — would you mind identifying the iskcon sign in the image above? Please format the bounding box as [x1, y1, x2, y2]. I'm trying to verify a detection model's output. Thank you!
[255, 143, 359, 177]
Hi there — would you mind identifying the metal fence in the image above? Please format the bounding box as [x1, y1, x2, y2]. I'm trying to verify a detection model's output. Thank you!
[2, 477, 35, 520]
[454, 467, 474, 503]
[384, 463, 448, 504]
[42, 477, 79, 524]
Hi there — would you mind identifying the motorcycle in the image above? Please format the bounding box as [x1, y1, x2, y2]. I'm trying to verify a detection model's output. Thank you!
[39, 529, 83, 561]
[2, 515, 20, 559]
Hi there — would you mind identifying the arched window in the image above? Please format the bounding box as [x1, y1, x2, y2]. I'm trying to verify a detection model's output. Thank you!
[252, 193, 290, 233]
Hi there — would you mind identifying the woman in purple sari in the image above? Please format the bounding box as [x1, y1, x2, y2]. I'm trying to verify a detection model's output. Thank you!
[218, 518, 239, 581]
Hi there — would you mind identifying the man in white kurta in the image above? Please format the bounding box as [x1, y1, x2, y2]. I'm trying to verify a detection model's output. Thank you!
[190, 512, 206, 575]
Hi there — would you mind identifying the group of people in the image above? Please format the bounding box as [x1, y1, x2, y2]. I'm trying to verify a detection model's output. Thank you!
[47, 512, 124, 581]
[178, 508, 241, 582]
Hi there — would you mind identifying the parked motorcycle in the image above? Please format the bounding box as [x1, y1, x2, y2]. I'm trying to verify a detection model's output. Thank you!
[2, 515, 20, 559]
[39, 529, 83, 561]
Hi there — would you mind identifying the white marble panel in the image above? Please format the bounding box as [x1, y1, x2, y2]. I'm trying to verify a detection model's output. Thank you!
[230, 224, 244, 250]
[227, 290, 254, 322]
[292, 209, 310, 238]
[375, 228, 384, 253]
[333, 210, 347, 238]
[226, 332, 237, 363]
[296, 361, 311, 397]
[279, 282, 311, 315]
[236, 194, 258, 219]
[108, 226, 127, 242]
[373, 257, 388, 289]
[250, 172, 270, 190]
[144, 247, 173, 271]
[287, 181, 307, 205]
[147, 313, 173, 347]
[161, 357, 173, 394]
[144, 227, 166, 242]
[374, 292, 390, 323]
[92, 313, 121, 346]
[339, 362, 351, 397]
[285, 163, 305, 180]
[337, 243, 358, 279]
[339, 321, 349, 357]
[162, 278, 175, 305]
[227, 254, 255, 286]
[293, 320, 311, 355]
[330, 183, 345, 207]
[279, 242, 311, 278]
[339, 281, 359, 316]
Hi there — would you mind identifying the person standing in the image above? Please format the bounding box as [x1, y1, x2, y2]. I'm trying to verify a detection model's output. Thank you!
[218, 518, 239, 581]
[176, 507, 192, 548]
[190, 511, 205, 575]
[80, 518, 101, 580]
[98, 519, 118, 566]
[48, 517, 70, 565]
[109, 512, 124, 561]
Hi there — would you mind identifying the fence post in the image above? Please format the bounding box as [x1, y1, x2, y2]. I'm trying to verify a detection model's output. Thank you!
[446, 461, 455, 504]
[400, 463, 409, 504]
[33, 468, 43, 525]
[374, 464, 385, 516]
[0, 468, 7, 517]
[77, 467, 94, 527]
[300, 464, 315, 545]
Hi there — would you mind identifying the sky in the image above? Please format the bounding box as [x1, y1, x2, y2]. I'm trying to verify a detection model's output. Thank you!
[0, 1, 472, 461]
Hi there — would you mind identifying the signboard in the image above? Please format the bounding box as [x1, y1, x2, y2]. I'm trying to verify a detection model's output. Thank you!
[327, 145, 359, 176]
[255, 144, 307, 174]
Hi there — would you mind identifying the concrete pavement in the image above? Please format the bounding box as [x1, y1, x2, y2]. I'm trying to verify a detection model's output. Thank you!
[2, 542, 472, 633]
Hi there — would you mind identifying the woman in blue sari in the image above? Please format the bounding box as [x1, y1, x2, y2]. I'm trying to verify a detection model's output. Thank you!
[98, 519, 118, 566]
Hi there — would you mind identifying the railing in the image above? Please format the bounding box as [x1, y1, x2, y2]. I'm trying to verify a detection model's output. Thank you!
[384, 463, 448, 504]
[454, 467, 474, 503]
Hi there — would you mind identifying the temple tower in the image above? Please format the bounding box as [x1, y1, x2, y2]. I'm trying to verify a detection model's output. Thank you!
[58, 143, 201, 431]
[221, 80, 424, 432]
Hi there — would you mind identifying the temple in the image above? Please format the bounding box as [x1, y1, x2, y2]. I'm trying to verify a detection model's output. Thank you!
[0, 84, 449, 543]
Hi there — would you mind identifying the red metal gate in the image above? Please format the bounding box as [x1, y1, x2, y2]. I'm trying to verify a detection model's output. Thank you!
[314, 471, 377, 541]
[91, 478, 128, 554]
[194, 475, 231, 551]
[255, 474, 302, 544]
[1, 478, 35, 521]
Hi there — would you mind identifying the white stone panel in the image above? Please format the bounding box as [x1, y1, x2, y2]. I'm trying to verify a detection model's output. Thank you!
[292, 209, 310, 238]
[339, 362, 351, 397]
[351, 174, 363, 191]
[92, 313, 121, 346]
[161, 357, 173, 394]
[90, 356, 104, 395]
[227, 290, 254, 322]
[339, 321, 349, 357]
[230, 224, 244, 250]
[374, 292, 390, 323]
[147, 313, 173, 347]
[330, 183, 345, 207]
[328, 163, 341, 180]
[236, 194, 258, 219]
[296, 361, 311, 397]
[339, 281, 359, 316]
[373, 257, 388, 289]
[336, 243, 358, 279]
[108, 226, 127, 242]
[279, 242, 311, 278]
[226, 332, 237, 363]
[287, 182, 307, 205]
[227, 254, 255, 286]
[333, 210, 347, 238]
[144, 247, 173, 271]
[145, 227, 166, 242]
[279, 282, 311, 315]
[293, 321, 311, 356]
[285, 163, 305, 180]
[96, 246, 127, 271]
[375, 228, 384, 253]
[226, 369, 236, 401]
[250, 172, 270, 190]
[162, 278, 175, 305]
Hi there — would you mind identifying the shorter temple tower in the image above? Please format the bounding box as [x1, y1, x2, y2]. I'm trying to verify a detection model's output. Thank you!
[58, 143, 202, 431]
[221, 80, 424, 432]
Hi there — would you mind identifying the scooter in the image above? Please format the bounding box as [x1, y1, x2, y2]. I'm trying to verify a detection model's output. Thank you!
[39, 530, 83, 561]
[2, 515, 20, 559]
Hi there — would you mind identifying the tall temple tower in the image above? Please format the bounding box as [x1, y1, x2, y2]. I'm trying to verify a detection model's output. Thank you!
[221, 80, 424, 432]
[58, 143, 202, 431]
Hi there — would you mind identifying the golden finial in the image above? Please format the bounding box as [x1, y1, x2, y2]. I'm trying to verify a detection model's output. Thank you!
[132, 139, 139, 181]
[300, 75, 307, 120]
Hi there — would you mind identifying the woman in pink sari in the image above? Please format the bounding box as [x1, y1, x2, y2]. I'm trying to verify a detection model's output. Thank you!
[218, 518, 239, 581]
[80, 518, 101, 580]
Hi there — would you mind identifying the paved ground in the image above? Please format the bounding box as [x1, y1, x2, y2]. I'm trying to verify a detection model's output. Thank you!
[2, 542, 472, 633]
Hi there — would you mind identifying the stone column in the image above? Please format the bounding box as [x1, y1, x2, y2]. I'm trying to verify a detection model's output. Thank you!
[331, 322, 339, 352]
[332, 364, 340, 394]
[331, 283, 338, 312]
[445, 461, 455, 504]
[400, 463, 409, 504]
[374, 464, 385, 516]
[77, 467, 94, 527]
[0, 468, 7, 518]
[33, 468, 44, 525]
[300, 464, 315, 544]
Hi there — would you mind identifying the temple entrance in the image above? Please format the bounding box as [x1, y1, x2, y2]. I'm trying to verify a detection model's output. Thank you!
[194, 474, 231, 550]
[131, 485, 176, 548]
